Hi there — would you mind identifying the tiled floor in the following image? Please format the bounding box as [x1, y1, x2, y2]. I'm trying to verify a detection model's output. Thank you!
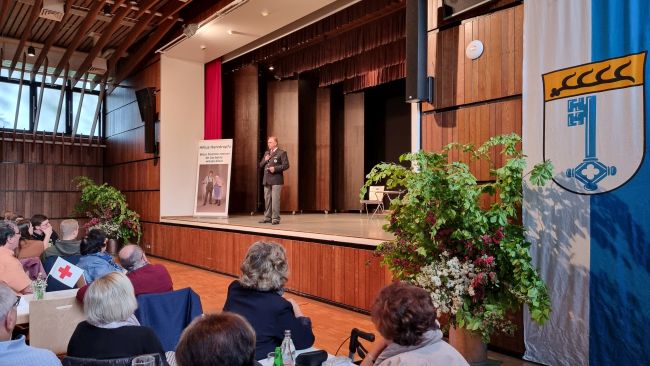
[152, 257, 540, 366]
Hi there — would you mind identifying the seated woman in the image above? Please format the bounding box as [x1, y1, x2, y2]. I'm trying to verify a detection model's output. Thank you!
[360, 282, 468, 366]
[76, 229, 123, 284]
[67, 272, 168, 364]
[223, 241, 315, 360]
[176, 312, 258, 366]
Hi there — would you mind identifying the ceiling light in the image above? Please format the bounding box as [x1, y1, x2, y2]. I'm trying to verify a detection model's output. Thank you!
[103, 4, 111, 16]
[227, 29, 234, 35]
[27, 46, 36, 57]
[268, 65, 274, 71]
[261, 9, 269, 16]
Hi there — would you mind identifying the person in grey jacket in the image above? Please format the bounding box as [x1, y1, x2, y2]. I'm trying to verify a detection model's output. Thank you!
[258, 136, 289, 225]
[360, 282, 469, 366]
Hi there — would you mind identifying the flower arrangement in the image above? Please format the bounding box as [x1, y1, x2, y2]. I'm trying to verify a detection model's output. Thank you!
[74, 176, 142, 243]
[32, 272, 47, 300]
[360, 133, 553, 341]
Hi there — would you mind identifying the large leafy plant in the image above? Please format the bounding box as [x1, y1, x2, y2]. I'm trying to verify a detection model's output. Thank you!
[74, 176, 142, 243]
[360, 133, 553, 341]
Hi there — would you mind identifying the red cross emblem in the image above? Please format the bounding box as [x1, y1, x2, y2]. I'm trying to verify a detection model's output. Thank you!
[58, 265, 73, 279]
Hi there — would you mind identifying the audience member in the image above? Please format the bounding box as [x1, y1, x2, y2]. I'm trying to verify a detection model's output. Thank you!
[176, 312, 257, 366]
[0, 221, 32, 294]
[30, 214, 58, 245]
[360, 282, 469, 366]
[13, 219, 46, 280]
[42, 219, 82, 259]
[223, 241, 314, 360]
[0, 284, 62, 366]
[77, 229, 122, 284]
[76, 244, 173, 302]
[2, 211, 18, 222]
[67, 272, 168, 364]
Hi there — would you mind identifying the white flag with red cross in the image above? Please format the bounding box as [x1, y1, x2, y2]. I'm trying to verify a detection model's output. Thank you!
[49, 257, 84, 288]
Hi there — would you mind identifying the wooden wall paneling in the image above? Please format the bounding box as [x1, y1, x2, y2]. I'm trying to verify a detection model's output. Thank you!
[298, 79, 317, 211]
[315, 88, 332, 211]
[267, 80, 299, 212]
[341, 92, 364, 211]
[231, 65, 259, 213]
[142, 222, 390, 311]
[105, 160, 160, 192]
[124, 191, 160, 223]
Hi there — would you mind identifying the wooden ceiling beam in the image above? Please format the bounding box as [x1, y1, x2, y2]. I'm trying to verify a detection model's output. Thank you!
[8, 0, 43, 76]
[30, 0, 73, 82]
[71, 2, 137, 86]
[106, 0, 191, 88]
[0, 0, 11, 34]
[52, 0, 107, 81]
[111, 16, 178, 90]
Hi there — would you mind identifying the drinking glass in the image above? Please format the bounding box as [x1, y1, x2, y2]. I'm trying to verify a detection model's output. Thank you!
[131, 355, 156, 366]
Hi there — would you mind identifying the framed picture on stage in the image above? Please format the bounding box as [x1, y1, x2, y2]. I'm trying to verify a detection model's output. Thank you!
[193, 139, 233, 217]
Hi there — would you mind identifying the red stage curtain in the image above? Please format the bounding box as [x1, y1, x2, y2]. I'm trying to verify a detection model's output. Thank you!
[204, 59, 222, 140]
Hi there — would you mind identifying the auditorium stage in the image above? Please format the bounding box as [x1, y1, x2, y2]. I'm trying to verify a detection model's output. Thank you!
[160, 213, 393, 246]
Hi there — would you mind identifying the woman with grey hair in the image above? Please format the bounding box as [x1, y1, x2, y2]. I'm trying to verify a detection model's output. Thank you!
[67, 272, 168, 364]
[223, 241, 315, 361]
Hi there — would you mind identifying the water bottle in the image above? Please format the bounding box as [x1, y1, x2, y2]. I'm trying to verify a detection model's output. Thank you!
[281, 329, 296, 366]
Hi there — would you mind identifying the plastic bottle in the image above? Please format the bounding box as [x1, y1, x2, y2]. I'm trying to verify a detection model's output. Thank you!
[280, 329, 296, 366]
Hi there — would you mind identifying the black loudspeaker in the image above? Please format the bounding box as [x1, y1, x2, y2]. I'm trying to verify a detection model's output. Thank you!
[135, 87, 157, 153]
[405, 0, 429, 103]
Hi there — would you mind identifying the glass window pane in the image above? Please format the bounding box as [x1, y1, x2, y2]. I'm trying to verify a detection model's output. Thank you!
[72, 92, 100, 136]
[0, 82, 30, 131]
[36, 87, 66, 133]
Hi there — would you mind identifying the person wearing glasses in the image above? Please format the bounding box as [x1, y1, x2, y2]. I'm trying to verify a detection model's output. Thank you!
[0, 221, 33, 294]
[0, 283, 62, 366]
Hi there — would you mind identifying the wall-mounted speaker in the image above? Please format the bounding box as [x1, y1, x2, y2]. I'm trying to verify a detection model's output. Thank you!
[405, 0, 429, 103]
[135, 87, 158, 154]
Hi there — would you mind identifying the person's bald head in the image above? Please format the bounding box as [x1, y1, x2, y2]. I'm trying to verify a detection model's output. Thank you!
[118, 244, 146, 271]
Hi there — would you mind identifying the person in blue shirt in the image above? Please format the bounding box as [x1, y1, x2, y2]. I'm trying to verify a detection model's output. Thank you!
[77, 229, 123, 284]
[0, 283, 62, 366]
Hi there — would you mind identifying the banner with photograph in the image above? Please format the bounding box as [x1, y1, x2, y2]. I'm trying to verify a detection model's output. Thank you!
[193, 139, 232, 217]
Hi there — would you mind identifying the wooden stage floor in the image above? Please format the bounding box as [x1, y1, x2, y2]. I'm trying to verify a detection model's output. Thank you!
[161, 213, 394, 246]
[153, 257, 538, 366]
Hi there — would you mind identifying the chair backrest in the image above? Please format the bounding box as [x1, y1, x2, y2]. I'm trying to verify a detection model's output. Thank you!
[18, 239, 45, 259]
[368, 186, 385, 201]
[135, 288, 203, 351]
[62, 353, 164, 366]
[43, 255, 82, 292]
[29, 295, 86, 355]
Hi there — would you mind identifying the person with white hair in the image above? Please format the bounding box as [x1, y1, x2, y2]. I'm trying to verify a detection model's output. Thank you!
[67, 272, 167, 364]
[0, 221, 33, 294]
[0, 283, 62, 366]
[223, 241, 314, 360]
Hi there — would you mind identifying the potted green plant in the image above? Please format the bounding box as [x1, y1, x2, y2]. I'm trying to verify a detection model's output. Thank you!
[74, 176, 142, 250]
[360, 134, 552, 362]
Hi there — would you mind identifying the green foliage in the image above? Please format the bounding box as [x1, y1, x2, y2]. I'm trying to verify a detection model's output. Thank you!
[74, 176, 142, 243]
[362, 133, 553, 341]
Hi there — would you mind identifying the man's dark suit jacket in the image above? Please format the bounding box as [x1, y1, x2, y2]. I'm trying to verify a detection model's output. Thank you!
[223, 281, 315, 361]
[259, 148, 290, 186]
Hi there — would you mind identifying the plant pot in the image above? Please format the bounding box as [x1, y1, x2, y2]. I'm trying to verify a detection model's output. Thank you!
[448, 326, 488, 366]
[106, 238, 123, 256]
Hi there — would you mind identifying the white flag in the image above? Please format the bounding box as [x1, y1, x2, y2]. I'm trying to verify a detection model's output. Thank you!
[48, 257, 84, 288]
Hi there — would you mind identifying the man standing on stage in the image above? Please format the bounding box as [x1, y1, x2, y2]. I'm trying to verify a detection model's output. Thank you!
[259, 136, 289, 225]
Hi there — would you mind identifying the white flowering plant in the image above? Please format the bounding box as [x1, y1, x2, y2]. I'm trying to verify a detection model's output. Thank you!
[362, 134, 553, 342]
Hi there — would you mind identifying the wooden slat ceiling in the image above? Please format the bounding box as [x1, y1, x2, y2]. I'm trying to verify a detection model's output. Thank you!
[0, 0, 193, 89]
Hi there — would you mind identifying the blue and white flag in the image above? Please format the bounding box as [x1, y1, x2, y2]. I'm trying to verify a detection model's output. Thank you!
[523, 1, 649, 365]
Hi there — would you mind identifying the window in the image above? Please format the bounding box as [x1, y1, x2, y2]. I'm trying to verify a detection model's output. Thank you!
[0, 77, 102, 136]
[72, 92, 100, 136]
[36, 87, 66, 133]
[0, 82, 30, 130]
